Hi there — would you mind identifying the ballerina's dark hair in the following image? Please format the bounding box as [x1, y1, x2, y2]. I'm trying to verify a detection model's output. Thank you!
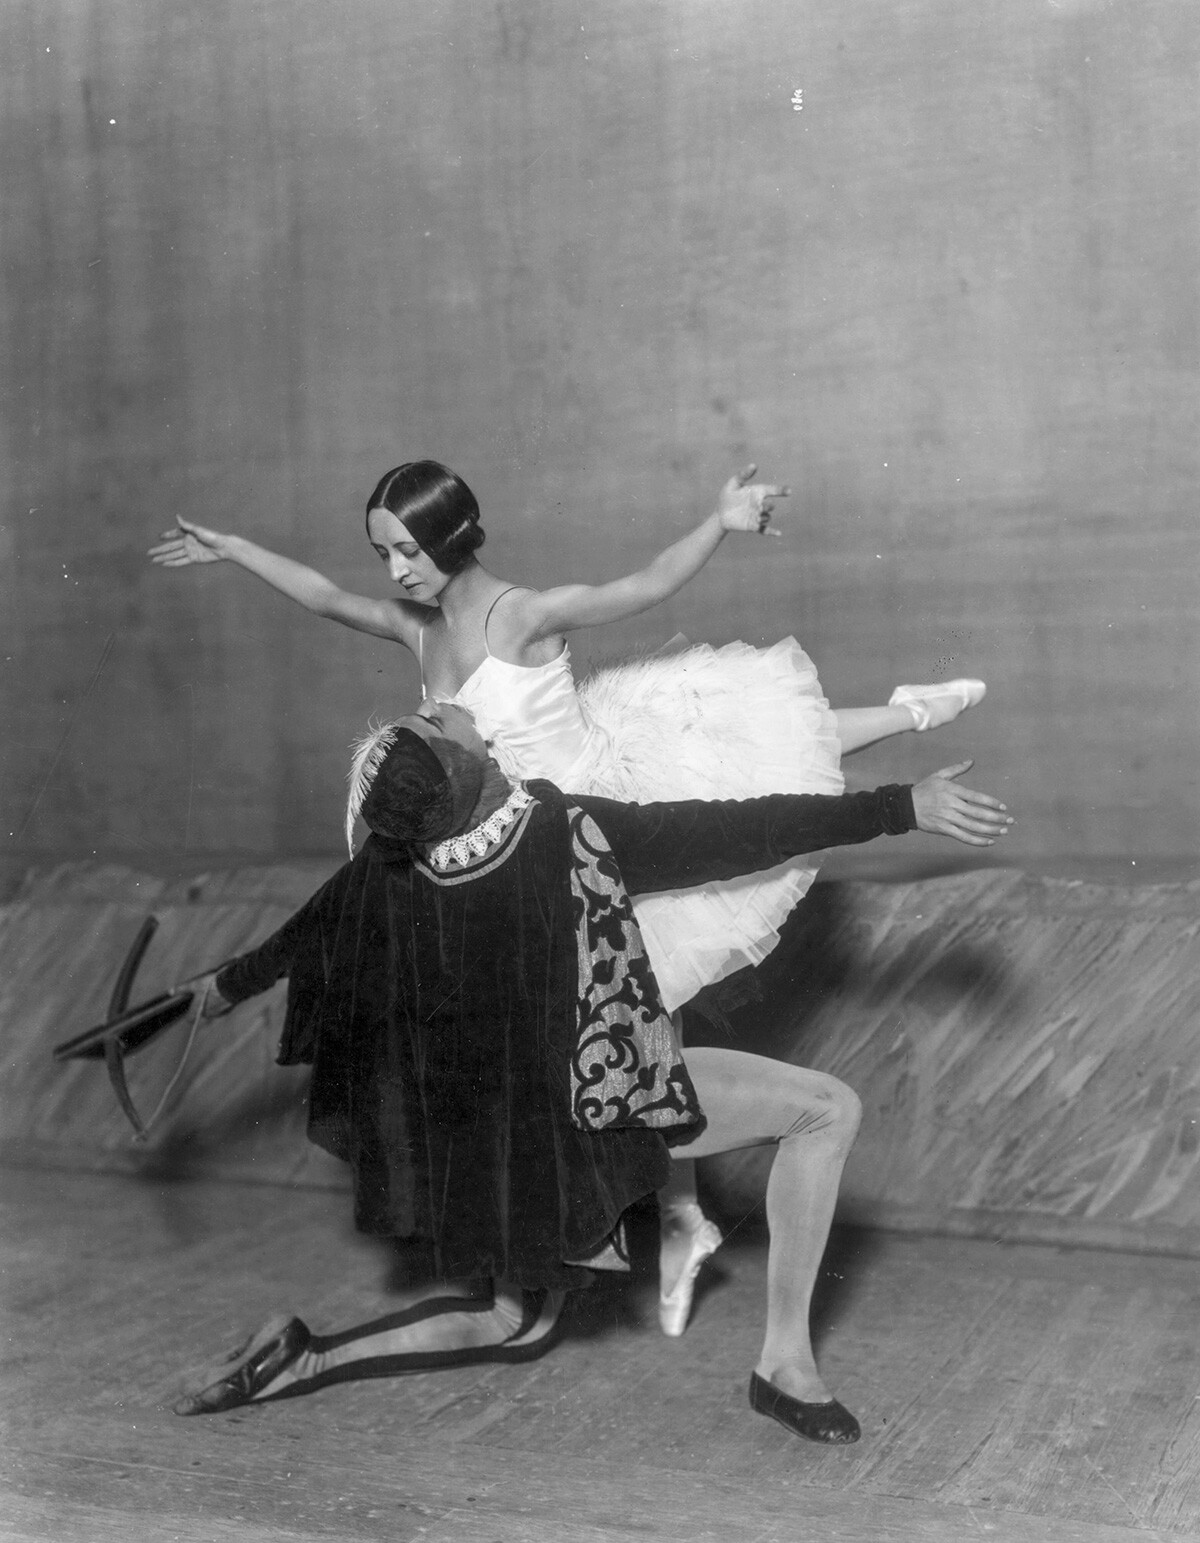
[365, 460, 485, 576]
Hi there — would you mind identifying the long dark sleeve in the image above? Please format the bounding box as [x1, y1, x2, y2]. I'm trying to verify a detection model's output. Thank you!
[577, 785, 915, 896]
[215, 893, 323, 1005]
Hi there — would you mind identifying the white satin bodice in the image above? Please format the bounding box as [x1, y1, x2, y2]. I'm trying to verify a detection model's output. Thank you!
[449, 645, 610, 790]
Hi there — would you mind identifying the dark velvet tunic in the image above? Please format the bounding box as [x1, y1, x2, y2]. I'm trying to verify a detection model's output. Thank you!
[216, 779, 913, 1288]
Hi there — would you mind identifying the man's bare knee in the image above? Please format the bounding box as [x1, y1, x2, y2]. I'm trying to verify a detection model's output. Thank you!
[779, 1069, 861, 1144]
[828, 1077, 862, 1141]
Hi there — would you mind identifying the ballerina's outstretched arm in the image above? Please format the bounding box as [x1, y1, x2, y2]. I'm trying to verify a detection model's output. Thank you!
[503, 468, 985, 752]
[148, 517, 424, 649]
[509, 464, 787, 639]
[146, 467, 779, 652]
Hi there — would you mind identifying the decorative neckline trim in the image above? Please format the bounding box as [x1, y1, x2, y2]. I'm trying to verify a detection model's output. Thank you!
[426, 786, 534, 871]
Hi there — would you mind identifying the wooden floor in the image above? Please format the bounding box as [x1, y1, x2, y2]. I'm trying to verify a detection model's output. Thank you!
[2, 1167, 1199, 1543]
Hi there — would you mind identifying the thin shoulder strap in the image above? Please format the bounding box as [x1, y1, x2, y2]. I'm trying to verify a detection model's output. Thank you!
[481, 585, 533, 656]
[417, 618, 429, 699]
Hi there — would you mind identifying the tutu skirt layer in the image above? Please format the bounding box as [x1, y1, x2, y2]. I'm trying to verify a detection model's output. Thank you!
[574, 638, 843, 1012]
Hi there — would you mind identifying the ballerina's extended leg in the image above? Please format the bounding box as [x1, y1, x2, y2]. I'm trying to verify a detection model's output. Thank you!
[888, 677, 986, 731]
[835, 678, 986, 754]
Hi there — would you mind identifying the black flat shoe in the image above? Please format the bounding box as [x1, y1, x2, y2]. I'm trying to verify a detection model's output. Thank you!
[174, 1315, 311, 1416]
[748, 1371, 861, 1444]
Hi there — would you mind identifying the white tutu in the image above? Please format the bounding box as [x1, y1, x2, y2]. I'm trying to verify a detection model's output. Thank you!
[574, 638, 844, 1011]
[452, 632, 843, 1014]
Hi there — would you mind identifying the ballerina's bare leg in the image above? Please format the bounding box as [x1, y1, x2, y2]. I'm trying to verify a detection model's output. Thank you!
[657, 1161, 722, 1335]
[657, 1011, 724, 1337]
[835, 677, 987, 754]
[834, 704, 924, 754]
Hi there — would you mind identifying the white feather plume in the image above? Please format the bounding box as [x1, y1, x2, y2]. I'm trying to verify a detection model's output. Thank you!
[345, 719, 402, 854]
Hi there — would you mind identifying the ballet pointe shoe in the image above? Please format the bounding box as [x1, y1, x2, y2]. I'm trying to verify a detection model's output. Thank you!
[889, 678, 986, 732]
[658, 1201, 723, 1337]
[748, 1371, 861, 1445]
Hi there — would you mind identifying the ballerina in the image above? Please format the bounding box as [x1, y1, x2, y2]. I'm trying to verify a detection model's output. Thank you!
[150, 459, 985, 1333]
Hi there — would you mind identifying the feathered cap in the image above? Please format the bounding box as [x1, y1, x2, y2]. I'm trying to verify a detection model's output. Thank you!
[345, 721, 483, 854]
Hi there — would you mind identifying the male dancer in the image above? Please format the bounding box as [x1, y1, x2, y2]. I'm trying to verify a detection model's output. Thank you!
[175, 702, 1011, 1441]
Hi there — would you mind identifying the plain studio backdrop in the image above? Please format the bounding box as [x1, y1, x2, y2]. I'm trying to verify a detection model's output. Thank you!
[3, 14, 1200, 1540]
[2, 0, 1197, 870]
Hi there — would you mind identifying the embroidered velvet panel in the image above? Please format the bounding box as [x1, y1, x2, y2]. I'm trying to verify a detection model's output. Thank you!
[566, 803, 703, 1138]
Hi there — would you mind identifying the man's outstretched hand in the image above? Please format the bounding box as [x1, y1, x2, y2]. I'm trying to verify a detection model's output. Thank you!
[910, 761, 1013, 847]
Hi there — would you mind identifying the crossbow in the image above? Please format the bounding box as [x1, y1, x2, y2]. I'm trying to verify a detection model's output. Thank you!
[53, 917, 231, 1141]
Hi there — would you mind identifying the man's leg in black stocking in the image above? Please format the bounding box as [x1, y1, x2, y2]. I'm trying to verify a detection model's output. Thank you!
[174, 1282, 563, 1414]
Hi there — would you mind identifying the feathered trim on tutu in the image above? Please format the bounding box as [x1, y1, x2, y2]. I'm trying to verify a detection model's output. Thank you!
[345, 719, 402, 855]
[572, 637, 845, 1011]
[576, 637, 844, 804]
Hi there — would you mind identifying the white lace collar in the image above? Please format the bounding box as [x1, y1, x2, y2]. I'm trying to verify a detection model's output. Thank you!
[426, 786, 534, 871]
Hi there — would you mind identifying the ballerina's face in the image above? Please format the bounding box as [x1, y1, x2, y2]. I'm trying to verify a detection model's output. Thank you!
[367, 508, 451, 604]
[400, 700, 489, 760]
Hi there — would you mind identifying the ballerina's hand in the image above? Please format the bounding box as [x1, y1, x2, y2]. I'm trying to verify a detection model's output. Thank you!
[910, 761, 1014, 847]
[147, 515, 228, 567]
[716, 463, 789, 537]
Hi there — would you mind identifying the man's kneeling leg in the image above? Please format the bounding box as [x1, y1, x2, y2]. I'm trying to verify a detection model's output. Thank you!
[675, 1047, 862, 1442]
